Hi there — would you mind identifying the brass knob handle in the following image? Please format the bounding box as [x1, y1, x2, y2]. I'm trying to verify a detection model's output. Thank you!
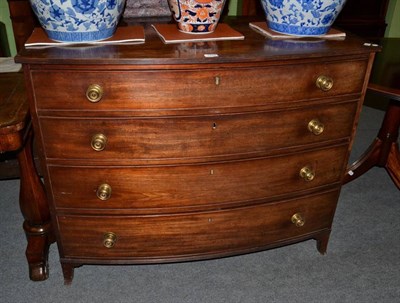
[308, 119, 324, 135]
[299, 166, 315, 181]
[96, 183, 112, 201]
[86, 84, 103, 103]
[91, 133, 107, 151]
[291, 213, 305, 227]
[103, 232, 117, 248]
[316, 75, 333, 91]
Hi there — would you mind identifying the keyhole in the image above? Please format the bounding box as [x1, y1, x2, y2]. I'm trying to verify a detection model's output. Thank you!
[212, 122, 217, 130]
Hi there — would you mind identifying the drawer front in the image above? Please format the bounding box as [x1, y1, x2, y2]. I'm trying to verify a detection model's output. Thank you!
[40, 102, 356, 161]
[32, 60, 367, 111]
[57, 190, 339, 259]
[49, 145, 347, 211]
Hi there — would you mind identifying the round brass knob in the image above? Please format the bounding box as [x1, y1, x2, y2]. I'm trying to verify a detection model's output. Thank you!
[308, 119, 324, 135]
[316, 75, 333, 91]
[91, 133, 107, 151]
[103, 232, 117, 248]
[291, 213, 305, 227]
[96, 183, 112, 201]
[86, 84, 103, 103]
[299, 166, 315, 181]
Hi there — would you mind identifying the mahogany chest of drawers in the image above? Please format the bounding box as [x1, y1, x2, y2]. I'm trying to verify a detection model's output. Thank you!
[16, 20, 377, 284]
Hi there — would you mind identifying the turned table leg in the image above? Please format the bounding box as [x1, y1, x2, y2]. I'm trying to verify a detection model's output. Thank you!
[17, 128, 54, 281]
[387, 143, 400, 187]
[344, 100, 400, 188]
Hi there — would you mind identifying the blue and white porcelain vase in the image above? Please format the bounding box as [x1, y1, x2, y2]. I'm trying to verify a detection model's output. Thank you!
[260, 0, 347, 36]
[30, 0, 126, 42]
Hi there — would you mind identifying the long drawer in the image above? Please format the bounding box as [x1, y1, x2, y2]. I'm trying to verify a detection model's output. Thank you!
[40, 102, 357, 161]
[57, 189, 339, 260]
[49, 144, 347, 211]
[32, 60, 367, 111]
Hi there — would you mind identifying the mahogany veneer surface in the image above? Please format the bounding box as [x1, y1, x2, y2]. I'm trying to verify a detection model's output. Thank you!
[16, 18, 378, 284]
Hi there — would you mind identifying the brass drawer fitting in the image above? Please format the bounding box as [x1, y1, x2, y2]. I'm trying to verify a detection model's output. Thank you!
[86, 84, 103, 103]
[96, 183, 112, 201]
[291, 213, 305, 227]
[103, 232, 117, 248]
[316, 75, 333, 91]
[299, 166, 315, 181]
[91, 133, 107, 151]
[308, 119, 325, 135]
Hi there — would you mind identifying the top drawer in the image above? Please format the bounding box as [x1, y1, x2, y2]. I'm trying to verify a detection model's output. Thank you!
[31, 60, 367, 112]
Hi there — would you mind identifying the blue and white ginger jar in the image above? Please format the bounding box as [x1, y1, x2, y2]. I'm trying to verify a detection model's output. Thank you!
[261, 0, 346, 36]
[30, 0, 126, 42]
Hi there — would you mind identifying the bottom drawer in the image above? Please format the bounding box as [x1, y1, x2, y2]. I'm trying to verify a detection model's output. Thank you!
[57, 189, 340, 261]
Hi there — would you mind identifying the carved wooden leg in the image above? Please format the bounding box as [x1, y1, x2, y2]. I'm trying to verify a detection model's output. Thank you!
[17, 128, 54, 281]
[22, 221, 52, 280]
[315, 231, 331, 255]
[61, 263, 75, 285]
[387, 142, 400, 188]
[344, 138, 381, 183]
[344, 100, 400, 187]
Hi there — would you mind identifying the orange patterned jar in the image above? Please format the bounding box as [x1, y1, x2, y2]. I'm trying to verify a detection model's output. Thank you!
[167, 0, 227, 34]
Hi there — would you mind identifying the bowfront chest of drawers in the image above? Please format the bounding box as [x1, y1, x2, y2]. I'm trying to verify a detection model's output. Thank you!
[16, 21, 377, 284]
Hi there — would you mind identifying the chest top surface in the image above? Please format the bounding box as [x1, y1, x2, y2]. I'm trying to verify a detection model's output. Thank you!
[15, 18, 377, 67]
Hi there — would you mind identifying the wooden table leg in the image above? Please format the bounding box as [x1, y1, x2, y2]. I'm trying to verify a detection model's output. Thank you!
[387, 141, 400, 188]
[17, 127, 54, 281]
[344, 100, 400, 189]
